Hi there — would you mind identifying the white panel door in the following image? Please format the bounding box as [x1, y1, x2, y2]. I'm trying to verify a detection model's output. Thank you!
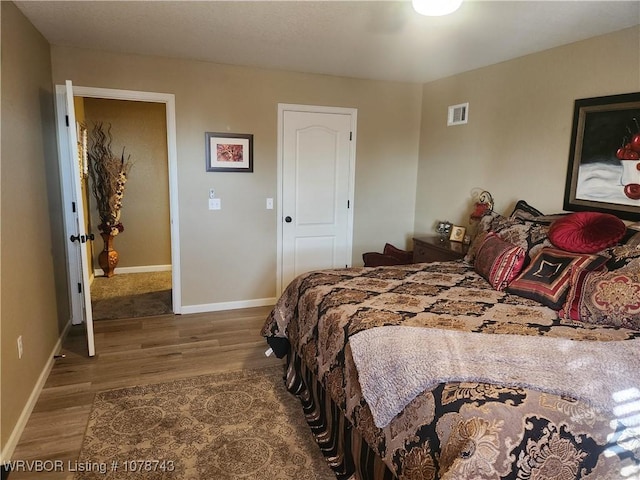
[280, 107, 355, 291]
[55, 80, 95, 357]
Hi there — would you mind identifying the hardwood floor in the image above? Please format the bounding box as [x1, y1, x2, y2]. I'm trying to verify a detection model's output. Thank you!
[9, 306, 282, 479]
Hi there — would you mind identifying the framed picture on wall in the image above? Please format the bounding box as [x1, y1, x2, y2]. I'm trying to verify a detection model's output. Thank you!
[563, 92, 640, 220]
[205, 132, 253, 172]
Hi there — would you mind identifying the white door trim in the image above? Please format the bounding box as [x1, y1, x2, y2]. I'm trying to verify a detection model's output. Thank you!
[276, 103, 357, 295]
[60, 85, 182, 316]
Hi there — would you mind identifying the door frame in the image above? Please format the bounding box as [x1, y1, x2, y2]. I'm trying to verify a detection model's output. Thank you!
[58, 85, 182, 320]
[276, 103, 357, 294]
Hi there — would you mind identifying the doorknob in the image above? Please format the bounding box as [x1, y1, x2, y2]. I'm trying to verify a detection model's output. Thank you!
[70, 234, 93, 243]
[285, 216, 292, 223]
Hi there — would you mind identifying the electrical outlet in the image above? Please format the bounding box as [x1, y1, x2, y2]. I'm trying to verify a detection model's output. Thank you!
[17, 336, 23, 359]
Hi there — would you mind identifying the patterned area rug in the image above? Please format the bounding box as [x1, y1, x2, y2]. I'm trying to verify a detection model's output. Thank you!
[77, 367, 335, 479]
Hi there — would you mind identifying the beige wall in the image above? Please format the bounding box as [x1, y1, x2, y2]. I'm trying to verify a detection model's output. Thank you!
[51, 48, 423, 306]
[414, 26, 640, 236]
[82, 98, 171, 270]
[1, 1, 66, 455]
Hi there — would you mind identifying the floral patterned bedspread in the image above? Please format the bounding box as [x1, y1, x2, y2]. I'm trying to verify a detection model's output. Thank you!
[261, 261, 640, 479]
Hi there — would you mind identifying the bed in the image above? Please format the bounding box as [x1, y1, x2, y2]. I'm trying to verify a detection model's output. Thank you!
[261, 203, 640, 479]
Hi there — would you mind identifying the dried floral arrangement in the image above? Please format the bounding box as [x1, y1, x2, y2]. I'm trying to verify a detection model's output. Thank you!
[87, 123, 132, 236]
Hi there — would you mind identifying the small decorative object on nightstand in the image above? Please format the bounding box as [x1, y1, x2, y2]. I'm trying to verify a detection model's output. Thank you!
[435, 221, 453, 242]
[449, 225, 466, 242]
[413, 235, 469, 263]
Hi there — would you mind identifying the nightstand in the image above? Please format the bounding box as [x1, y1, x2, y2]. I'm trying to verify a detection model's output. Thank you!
[413, 235, 469, 263]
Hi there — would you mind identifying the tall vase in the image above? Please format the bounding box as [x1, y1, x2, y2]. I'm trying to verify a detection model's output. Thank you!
[98, 233, 119, 277]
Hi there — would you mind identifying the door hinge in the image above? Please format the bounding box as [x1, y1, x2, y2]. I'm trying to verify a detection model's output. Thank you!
[72, 201, 76, 213]
[77, 283, 82, 294]
[65, 115, 70, 127]
[349, 131, 353, 141]
[347, 200, 350, 208]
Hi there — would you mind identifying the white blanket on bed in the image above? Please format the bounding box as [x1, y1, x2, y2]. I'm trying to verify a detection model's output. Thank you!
[349, 326, 640, 428]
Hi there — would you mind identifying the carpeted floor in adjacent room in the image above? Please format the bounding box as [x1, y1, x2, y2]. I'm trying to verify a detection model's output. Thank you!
[91, 271, 172, 320]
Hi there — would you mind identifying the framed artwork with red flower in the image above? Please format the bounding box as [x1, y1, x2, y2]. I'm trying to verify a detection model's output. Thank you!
[563, 92, 640, 220]
[206, 132, 253, 172]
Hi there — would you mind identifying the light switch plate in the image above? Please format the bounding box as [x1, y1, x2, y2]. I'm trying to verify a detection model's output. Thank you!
[266, 198, 273, 210]
[209, 198, 221, 210]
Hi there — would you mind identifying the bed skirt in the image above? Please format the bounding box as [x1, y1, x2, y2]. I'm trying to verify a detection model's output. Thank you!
[284, 349, 396, 480]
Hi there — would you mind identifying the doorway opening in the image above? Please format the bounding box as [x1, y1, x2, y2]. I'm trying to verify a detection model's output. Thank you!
[75, 96, 173, 320]
[57, 83, 181, 356]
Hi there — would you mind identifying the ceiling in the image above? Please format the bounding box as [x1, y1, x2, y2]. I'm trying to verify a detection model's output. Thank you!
[15, 0, 640, 84]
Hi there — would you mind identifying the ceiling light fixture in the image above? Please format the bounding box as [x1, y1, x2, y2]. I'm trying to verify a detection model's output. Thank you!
[412, 0, 463, 16]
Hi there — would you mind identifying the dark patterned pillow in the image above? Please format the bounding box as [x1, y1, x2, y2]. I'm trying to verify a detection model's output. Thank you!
[510, 200, 544, 219]
[603, 231, 640, 270]
[507, 248, 608, 310]
[560, 259, 640, 330]
[509, 200, 568, 225]
[473, 233, 526, 291]
[621, 228, 640, 245]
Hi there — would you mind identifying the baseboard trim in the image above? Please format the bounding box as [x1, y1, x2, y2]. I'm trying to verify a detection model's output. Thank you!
[93, 264, 172, 276]
[0, 320, 71, 464]
[180, 297, 277, 315]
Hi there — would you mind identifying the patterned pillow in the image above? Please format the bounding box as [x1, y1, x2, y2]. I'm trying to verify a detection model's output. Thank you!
[603, 231, 640, 270]
[464, 230, 488, 264]
[510, 200, 544, 220]
[473, 233, 526, 291]
[477, 211, 507, 233]
[465, 213, 553, 263]
[560, 259, 640, 330]
[510, 200, 568, 225]
[548, 212, 626, 254]
[507, 248, 608, 310]
[490, 218, 553, 260]
[619, 228, 640, 245]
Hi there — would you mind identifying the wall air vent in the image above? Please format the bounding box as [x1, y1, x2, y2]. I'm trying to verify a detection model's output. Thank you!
[447, 102, 469, 126]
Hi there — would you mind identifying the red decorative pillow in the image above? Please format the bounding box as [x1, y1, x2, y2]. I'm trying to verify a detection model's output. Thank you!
[548, 212, 626, 254]
[363, 252, 404, 267]
[383, 243, 413, 264]
[560, 259, 640, 330]
[363, 244, 413, 267]
[473, 233, 526, 291]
